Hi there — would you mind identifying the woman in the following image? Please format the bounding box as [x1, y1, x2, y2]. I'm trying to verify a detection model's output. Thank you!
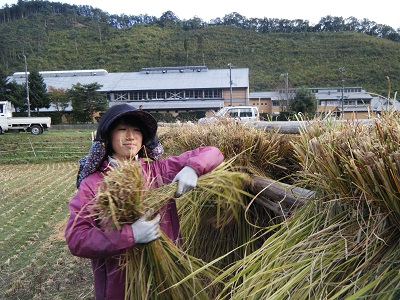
[65, 104, 224, 300]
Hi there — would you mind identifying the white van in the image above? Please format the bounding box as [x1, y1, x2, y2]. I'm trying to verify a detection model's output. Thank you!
[199, 106, 259, 124]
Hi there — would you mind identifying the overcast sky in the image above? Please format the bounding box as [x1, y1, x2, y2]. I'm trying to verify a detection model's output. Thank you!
[1, 0, 399, 29]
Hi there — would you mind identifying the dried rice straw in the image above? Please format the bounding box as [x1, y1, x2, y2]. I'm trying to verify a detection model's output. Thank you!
[90, 160, 217, 300]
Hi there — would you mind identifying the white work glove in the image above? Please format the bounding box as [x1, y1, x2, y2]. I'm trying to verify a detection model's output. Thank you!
[172, 166, 199, 198]
[131, 212, 161, 244]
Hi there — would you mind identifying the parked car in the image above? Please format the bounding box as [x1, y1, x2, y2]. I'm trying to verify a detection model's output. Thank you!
[198, 106, 260, 124]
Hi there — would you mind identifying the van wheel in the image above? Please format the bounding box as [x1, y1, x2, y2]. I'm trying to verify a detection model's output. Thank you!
[30, 125, 43, 135]
[0, 127, 2, 134]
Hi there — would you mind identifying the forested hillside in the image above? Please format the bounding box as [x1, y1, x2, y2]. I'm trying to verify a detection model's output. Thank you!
[1, 0, 399, 96]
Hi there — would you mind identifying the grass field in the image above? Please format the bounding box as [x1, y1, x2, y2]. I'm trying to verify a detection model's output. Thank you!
[0, 129, 94, 164]
[0, 130, 94, 299]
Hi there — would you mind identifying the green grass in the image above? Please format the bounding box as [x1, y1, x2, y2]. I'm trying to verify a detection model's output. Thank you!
[0, 129, 93, 164]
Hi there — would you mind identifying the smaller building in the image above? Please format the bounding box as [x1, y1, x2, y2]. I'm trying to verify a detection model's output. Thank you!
[249, 87, 390, 120]
[371, 96, 400, 115]
[248, 91, 281, 116]
[313, 87, 374, 119]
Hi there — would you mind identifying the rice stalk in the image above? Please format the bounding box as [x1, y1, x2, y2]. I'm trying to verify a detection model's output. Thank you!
[210, 113, 400, 299]
[293, 112, 400, 227]
[213, 198, 400, 299]
[160, 122, 297, 180]
[177, 157, 273, 267]
[122, 231, 215, 300]
[90, 160, 218, 299]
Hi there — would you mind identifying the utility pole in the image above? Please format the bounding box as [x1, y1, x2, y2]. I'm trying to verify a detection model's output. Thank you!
[228, 63, 233, 106]
[386, 76, 391, 111]
[339, 67, 345, 119]
[281, 73, 289, 111]
[23, 54, 31, 117]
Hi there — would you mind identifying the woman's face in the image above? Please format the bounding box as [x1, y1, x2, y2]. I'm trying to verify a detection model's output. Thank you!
[111, 123, 143, 161]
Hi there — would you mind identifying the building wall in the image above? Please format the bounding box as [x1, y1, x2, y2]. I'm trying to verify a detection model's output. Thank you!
[249, 87, 379, 120]
[222, 89, 249, 106]
[344, 109, 377, 120]
[249, 98, 273, 115]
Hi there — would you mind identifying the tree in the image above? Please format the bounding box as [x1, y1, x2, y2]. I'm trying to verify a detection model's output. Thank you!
[182, 17, 205, 30]
[28, 70, 51, 112]
[223, 12, 246, 28]
[318, 15, 345, 32]
[3, 80, 26, 111]
[47, 86, 69, 111]
[289, 88, 317, 118]
[68, 82, 107, 123]
[158, 11, 180, 28]
[0, 71, 9, 99]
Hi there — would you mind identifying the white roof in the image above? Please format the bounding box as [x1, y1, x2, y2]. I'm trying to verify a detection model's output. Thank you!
[250, 91, 280, 100]
[8, 67, 249, 92]
[371, 97, 400, 111]
[315, 91, 372, 101]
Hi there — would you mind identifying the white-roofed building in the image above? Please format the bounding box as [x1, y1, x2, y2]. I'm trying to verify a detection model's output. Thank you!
[249, 91, 281, 116]
[8, 66, 250, 113]
[249, 87, 389, 120]
[313, 87, 376, 119]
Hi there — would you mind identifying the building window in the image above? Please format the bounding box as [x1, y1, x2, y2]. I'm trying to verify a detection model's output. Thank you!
[147, 91, 159, 99]
[204, 89, 221, 98]
[344, 100, 356, 106]
[115, 92, 129, 101]
[132, 91, 146, 100]
[112, 88, 223, 102]
[166, 90, 184, 99]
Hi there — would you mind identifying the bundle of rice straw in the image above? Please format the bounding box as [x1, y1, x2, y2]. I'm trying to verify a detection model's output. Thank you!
[177, 158, 268, 267]
[90, 160, 217, 300]
[212, 114, 400, 299]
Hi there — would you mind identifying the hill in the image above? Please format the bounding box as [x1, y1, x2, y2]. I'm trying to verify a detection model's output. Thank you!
[0, 4, 399, 96]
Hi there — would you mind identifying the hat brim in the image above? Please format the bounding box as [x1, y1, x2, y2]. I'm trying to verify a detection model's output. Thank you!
[97, 104, 158, 144]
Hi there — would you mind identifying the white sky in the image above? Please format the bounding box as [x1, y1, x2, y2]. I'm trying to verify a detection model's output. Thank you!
[1, 0, 399, 29]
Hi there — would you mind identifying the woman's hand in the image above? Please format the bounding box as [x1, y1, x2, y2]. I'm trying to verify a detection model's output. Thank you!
[172, 166, 199, 197]
[131, 212, 161, 244]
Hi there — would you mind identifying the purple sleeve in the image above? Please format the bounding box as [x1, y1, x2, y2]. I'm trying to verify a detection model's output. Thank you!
[160, 146, 224, 183]
[64, 177, 135, 259]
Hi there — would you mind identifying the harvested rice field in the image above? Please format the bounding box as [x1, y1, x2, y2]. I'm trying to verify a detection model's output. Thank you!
[0, 162, 93, 299]
[1, 116, 400, 299]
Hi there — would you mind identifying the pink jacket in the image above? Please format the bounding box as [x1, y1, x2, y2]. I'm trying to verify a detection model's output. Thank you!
[65, 146, 224, 300]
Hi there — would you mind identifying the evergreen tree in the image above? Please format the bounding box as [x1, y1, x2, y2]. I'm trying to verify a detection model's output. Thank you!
[5, 80, 27, 112]
[289, 87, 317, 118]
[69, 82, 107, 123]
[0, 72, 9, 100]
[28, 70, 51, 112]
